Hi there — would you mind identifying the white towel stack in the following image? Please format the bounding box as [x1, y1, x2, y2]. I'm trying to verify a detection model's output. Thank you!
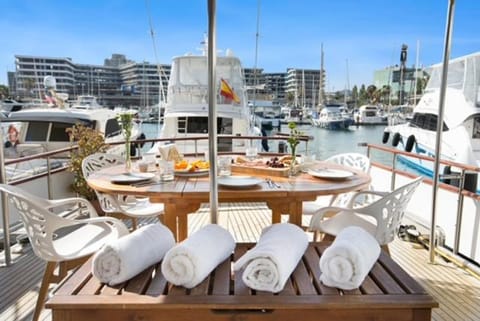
[234, 223, 309, 292]
[161, 224, 235, 288]
[319, 226, 380, 290]
[92, 223, 175, 285]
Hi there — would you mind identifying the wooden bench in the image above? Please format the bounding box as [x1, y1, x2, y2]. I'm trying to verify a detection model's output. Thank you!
[46, 242, 438, 321]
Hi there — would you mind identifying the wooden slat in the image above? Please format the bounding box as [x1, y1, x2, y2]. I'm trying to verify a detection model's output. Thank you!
[211, 257, 232, 295]
[304, 244, 338, 295]
[233, 246, 251, 296]
[144, 264, 168, 296]
[369, 261, 406, 294]
[123, 265, 155, 294]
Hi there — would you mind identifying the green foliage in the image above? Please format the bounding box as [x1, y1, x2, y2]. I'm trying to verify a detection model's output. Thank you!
[118, 112, 134, 142]
[0, 85, 9, 98]
[67, 124, 108, 200]
[287, 122, 302, 157]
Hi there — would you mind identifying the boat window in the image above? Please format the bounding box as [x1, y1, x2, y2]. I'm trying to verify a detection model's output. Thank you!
[105, 119, 122, 138]
[473, 117, 480, 139]
[25, 122, 49, 142]
[180, 117, 233, 134]
[185, 117, 208, 133]
[50, 122, 72, 142]
[410, 113, 448, 132]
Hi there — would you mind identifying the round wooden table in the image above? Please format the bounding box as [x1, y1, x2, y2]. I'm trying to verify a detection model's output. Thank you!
[87, 160, 370, 241]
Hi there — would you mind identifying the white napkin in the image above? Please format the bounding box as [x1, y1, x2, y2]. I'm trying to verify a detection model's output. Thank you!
[158, 143, 182, 162]
[234, 223, 309, 292]
[319, 225, 380, 290]
[92, 223, 175, 285]
[161, 224, 235, 288]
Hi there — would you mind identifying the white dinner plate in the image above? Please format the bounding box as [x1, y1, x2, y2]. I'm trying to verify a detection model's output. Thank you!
[218, 176, 263, 188]
[110, 172, 156, 184]
[174, 168, 209, 177]
[308, 168, 354, 180]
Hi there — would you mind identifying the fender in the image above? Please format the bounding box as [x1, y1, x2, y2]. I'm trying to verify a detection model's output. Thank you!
[405, 135, 415, 152]
[382, 131, 390, 144]
[392, 133, 401, 147]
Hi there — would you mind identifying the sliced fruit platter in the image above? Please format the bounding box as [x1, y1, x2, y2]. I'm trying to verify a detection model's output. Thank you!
[174, 159, 210, 176]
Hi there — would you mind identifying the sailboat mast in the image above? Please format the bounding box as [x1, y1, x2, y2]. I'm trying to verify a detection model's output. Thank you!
[252, 0, 261, 117]
[145, 0, 166, 131]
[318, 43, 324, 111]
[413, 40, 420, 106]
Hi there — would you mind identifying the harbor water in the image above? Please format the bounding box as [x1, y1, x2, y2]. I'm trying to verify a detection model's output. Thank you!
[141, 122, 395, 167]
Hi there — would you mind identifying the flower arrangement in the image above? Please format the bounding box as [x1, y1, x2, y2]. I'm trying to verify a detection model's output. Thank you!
[67, 124, 108, 200]
[118, 112, 134, 171]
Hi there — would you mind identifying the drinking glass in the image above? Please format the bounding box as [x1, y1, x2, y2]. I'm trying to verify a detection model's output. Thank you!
[245, 146, 258, 161]
[218, 156, 232, 176]
[158, 160, 174, 181]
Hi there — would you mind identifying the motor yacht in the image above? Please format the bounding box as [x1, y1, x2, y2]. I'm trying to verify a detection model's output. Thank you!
[382, 52, 480, 192]
[311, 104, 353, 130]
[150, 41, 256, 155]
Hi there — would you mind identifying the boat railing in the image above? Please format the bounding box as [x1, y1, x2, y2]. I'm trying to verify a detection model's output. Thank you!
[364, 143, 480, 268]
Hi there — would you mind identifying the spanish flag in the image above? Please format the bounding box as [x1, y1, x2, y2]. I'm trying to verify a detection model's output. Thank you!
[220, 78, 240, 103]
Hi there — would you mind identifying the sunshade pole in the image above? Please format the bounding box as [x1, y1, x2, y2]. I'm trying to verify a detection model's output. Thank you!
[207, 0, 219, 224]
[430, 0, 455, 263]
[0, 119, 12, 266]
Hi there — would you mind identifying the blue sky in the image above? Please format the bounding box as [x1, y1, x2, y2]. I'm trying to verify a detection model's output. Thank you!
[1, 0, 479, 91]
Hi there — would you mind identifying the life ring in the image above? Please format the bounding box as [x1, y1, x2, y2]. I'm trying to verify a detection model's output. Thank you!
[392, 133, 401, 147]
[405, 135, 415, 152]
[382, 132, 390, 144]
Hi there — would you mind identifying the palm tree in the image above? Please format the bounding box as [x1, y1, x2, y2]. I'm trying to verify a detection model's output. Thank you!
[366, 85, 377, 103]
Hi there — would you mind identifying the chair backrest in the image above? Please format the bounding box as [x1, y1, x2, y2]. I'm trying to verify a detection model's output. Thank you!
[326, 153, 371, 207]
[82, 153, 125, 214]
[0, 184, 81, 262]
[325, 152, 371, 173]
[82, 153, 124, 179]
[357, 177, 423, 245]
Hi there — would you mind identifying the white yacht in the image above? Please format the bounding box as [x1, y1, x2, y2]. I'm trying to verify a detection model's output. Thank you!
[383, 52, 480, 192]
[70, 95, 104, 109]
[354, 105, 387, 125]
[3, 106, 142, 181]
[152, 43, 255, 154]
[311, 104, 353, 130]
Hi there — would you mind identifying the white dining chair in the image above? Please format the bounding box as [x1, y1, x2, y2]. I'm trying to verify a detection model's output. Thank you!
[82, 153, 165, 230]
[0, 184, 129, 321]
[302, 153, 371, 235]
[308, 177, 423, 254]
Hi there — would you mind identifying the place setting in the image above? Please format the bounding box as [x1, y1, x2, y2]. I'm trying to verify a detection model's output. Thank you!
[307, 168, 355, 181]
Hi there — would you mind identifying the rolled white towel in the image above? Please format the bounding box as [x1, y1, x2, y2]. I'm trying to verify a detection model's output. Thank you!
[319, 226, 380, 290]
[234, 223, 309, 292]
[161, 224, 235, 288]
[92, 223, 175, 285]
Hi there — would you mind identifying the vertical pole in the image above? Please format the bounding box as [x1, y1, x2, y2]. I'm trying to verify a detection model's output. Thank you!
[207, 0, 218, 224]
[430, 0, 455, 263]
[0, 121, 12, 266]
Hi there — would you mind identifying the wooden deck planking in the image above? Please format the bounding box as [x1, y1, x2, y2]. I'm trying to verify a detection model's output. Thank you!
[0, 203, 479, 321]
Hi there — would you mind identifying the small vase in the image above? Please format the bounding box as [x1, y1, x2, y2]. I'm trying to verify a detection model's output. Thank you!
[125, 141, 132, 172]
[289, 153, 297, 177]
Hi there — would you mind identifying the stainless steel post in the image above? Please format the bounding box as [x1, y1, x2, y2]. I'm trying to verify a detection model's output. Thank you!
[207, 0, 219, 224]
[430, 0, 455, 263]
[0, 119, 12, 266]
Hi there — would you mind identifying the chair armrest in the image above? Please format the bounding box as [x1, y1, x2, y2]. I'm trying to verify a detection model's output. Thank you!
[308, 206, 355, 231]
[45, 197, 99, 217]
[346, 190, 389, 208]
[76, 216, 129, 236]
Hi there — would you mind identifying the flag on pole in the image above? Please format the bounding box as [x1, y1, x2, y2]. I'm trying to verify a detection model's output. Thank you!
[220, 78, 240, 103]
